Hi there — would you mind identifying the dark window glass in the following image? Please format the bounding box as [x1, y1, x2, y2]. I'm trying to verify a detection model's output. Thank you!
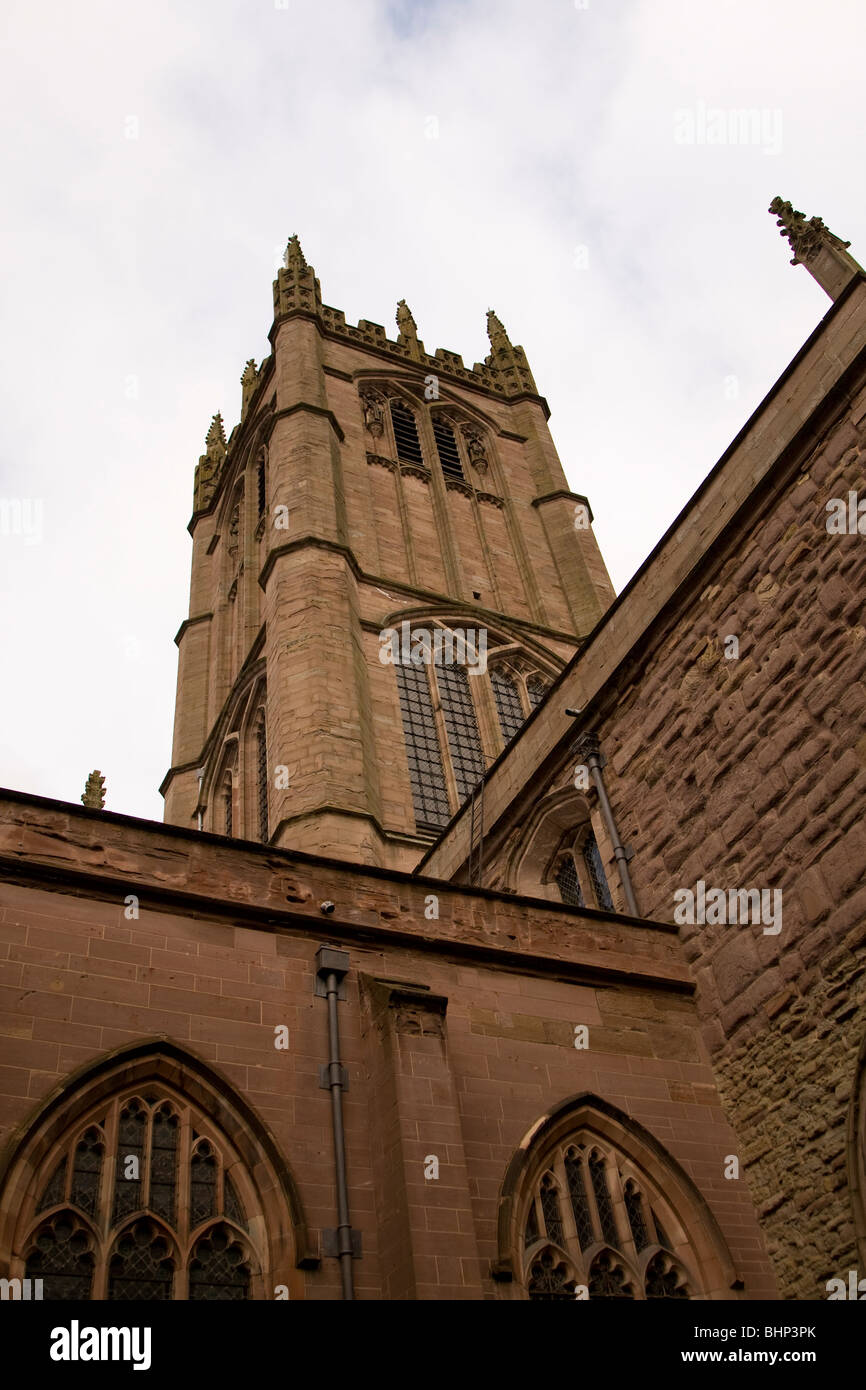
[588, 1251, 635, 1299]
[149, 1105, 178, 1225]
[564, 1148, 594, 1250]
[490, 667, 525, 744]
[256, 455, 266, 517]
[256, 719, 268, 842]
[390, 400, 424, 465]
[589, 1152, 619, 1247]
[527, 1250, 576, 1301]
[583, 829, 614, 910]
[437, 661, 486, 803]
[432, 418, 464, 479]
[190, 1141, 217, 1229]
[224, 779, 233, 837]
[70, 1127, 103, 1218]
[108, 1219, 174, 1301]
[37, 1160, 67, 1213]
[25, 1212, 95, 1300]
[646, 1251, 690, 1298]
[624, 1181, 649, 1252]
[539, 1174, 566, 1247]
[112, 1100, 146, 1224]
[394, 663, 451, 830]
[189, 1223, 252, 1301]
[555, 856, 584, 907]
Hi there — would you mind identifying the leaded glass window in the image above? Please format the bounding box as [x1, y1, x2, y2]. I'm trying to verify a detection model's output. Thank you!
[70, 1128, 103, 1218]
[21, 1090, 258, 1301]
[646, 1251, 690, 1298]
[395, 662, 451, 830]
[224, 777, 233, 837]
[189, 1223, 252, 1301]
[390, 400, 424, 465]
[108, 1219, 174, 1301]
[540, 1173, 566, 1247]
[432, 418, 464, 480]
[520, 1135, 696, 1300]
[583, 828, 614, 910]
[589, 1152, 619, 1248]
[589, 1251, 636, 1299]
[526, 674, 549, 709]
[490, 667, 525, 744]
[527, 1250, 577, 1301]
[555, 856, 584, 907]
[564, 1148, 594, 1250]
[437, 662, 486, 802]
[25, 1212, 95, 1300]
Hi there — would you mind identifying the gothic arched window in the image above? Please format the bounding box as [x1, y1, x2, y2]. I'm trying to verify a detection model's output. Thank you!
[551, 825, 614, 911]
[506, 1099, 718, 1300]
[526, 674, 549, 710]
[223, 774, 233, 837]
[21, 1090, 258, 1301]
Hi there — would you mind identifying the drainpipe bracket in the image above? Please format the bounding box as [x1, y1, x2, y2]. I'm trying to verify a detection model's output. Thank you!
[319, 1063, 349, 1091]
[322, 1229, 363, 1259]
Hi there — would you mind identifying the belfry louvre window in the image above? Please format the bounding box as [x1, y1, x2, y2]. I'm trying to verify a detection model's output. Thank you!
[23, 1092, 255, 1300]
[432, 418, 464, 480]
[395, 662, 451, 830]
[390, 399, 424, 465]
[521, 1136, 696, 1301]
[490, 667, 525, 744]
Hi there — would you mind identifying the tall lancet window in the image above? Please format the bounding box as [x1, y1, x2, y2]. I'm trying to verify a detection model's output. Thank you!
[490, 667, 525, 744]
[437, 663, 486, 801]
[256, 715, 268, 843]
[389, 399, 424, 465]
[394, 663, 451, 830]
[256, 448, 267, 520]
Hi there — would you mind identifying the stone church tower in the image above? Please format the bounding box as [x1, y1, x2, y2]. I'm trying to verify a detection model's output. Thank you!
[2, 200, 864, 1307]
[161, 236, 614, 868]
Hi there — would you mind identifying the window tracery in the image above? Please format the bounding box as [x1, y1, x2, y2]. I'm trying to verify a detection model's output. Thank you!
[20, 1089, 257, 1301]
[519, 1132, 696, 1301]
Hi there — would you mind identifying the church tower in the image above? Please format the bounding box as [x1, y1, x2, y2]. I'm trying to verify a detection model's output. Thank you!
[161, 237, 615, 868]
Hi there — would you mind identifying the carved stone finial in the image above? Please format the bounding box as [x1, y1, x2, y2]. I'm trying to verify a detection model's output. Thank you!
[82, 770, 106, 810]
[486, 309, 512, 355]
[240, 360, 258, 420]
[769, 196, 851, 267]
[205, 412, 227, 458]
[283, 234, 308, 273]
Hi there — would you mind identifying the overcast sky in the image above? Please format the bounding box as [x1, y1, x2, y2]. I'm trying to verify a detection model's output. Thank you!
[0, 0, 862, 822]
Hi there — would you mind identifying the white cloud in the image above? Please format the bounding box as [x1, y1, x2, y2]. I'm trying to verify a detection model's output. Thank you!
[0, 0, 862, 819]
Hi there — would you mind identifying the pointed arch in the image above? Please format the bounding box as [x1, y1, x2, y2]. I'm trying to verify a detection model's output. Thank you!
[0, 1040, 314, 1299]
[494, 1092, 740, 1299]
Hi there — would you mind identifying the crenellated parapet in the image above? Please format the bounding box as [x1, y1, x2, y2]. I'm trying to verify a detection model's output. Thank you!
[269, 235, 538, 400]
